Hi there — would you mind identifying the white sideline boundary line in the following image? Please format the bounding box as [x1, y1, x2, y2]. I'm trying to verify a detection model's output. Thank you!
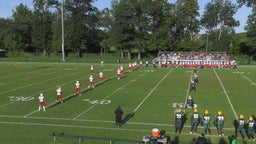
[0, 120, 234, 138]
[73, 73, 146, 119]
[133, 69, 173, 112]
[0, 114, 236, 131]
[213, 69, 238, 119]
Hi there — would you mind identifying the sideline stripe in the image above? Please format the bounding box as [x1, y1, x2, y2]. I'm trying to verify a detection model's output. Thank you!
[0, 114, 236, 131]
[133, 69, 173, 112]
[213, 69, 238, 119]
[0, 120, 234, 138]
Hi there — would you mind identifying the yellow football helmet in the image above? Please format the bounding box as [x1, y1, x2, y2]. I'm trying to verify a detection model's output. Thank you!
[249, 116, 253, 120]
[239, 114, 244, 119]
[194, 108, 198, 112]
[218, 111, 222, 115]
[204, 110, 209, 115]
[178, 108, 181, 112]
[188, 95, 192, 99]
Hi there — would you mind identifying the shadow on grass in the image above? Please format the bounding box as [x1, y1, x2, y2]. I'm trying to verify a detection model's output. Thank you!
[121, 112, 135, 126]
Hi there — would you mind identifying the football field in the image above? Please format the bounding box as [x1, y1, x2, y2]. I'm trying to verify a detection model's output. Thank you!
[0, 62, 256, 144]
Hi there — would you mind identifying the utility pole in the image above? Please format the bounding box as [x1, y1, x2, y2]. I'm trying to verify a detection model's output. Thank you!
[61, 0, 65, 62]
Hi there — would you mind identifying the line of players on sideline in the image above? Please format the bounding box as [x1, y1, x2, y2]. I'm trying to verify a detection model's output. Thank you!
[38, 61, 139, 112]
[156, 60, 237, 69]
[174, 69, 255, 142]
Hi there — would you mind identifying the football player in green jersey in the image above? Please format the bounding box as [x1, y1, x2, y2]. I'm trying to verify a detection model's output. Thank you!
[202, 110, 211, 135]
[174, 108, 184, 133]
[247, 116, 255, 141]
[190, 108, 200, 134]
[214, 111, 225, 136]
[236, 114, 245, 140]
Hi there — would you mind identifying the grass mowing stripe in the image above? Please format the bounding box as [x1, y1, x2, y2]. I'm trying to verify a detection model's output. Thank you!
[133, 69, 173, 113]
[213, 69, 238, 119]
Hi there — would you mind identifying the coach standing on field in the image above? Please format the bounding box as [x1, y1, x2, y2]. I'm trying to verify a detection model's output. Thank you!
[114, 105, 123, 127]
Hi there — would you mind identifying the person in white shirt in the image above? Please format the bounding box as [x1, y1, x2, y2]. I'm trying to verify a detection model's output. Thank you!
[38, 93, 46, 111]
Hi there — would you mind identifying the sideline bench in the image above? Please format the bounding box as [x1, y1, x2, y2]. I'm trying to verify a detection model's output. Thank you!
[51, 132, 143, 144]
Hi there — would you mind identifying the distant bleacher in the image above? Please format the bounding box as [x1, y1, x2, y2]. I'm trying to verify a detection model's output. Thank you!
[152, 51, 235, 68]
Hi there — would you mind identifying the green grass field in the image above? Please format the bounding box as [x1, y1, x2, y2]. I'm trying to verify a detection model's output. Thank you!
[0, 62, 256, 144]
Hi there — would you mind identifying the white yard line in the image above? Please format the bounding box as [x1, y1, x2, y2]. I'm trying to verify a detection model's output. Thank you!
[23, 74, 98, 117]
[0, 71, 80, 95]
[0, 117, 235, 134]
[183, 71, 194, 109]
[73, 74, 146, 120]
[133, 69, 173, 112]
[1, 71, 57, 86]
[236, 70, 256, 86]
[213, 69, 238, 119]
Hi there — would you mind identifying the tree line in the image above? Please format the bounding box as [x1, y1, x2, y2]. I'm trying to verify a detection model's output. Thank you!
[0, 0, 255, 60]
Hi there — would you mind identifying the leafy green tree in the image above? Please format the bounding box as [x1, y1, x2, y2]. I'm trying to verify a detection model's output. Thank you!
[201, 0, 239, 51]
[64, 0, 100, 58]
[237, 0, 256, 7]
[32, 0, 54, 56]
[11, 4, 33, 55]
[244, 6, 256, 59]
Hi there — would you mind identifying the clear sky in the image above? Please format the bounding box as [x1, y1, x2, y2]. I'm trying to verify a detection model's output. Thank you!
[0, 0, 252, 33]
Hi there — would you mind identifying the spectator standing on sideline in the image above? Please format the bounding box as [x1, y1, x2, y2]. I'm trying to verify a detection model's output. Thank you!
[38, 93, 46, 111]
[56, 87, 63, 103]
[114, 105, 123, 127]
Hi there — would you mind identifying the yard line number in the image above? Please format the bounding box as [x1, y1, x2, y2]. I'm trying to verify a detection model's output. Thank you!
[8, 96, 34, 102]
[82, 99, 111, 105]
